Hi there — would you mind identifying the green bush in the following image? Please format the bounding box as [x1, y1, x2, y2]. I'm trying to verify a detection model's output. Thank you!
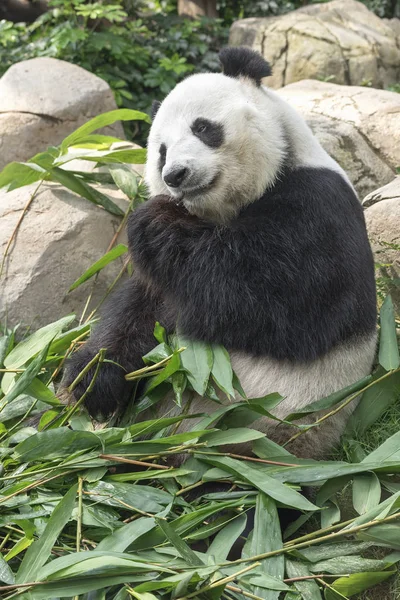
[0, 0, 227, 143]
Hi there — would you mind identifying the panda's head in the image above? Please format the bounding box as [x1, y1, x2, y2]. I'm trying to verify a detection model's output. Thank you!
[145, 47, 287, 222]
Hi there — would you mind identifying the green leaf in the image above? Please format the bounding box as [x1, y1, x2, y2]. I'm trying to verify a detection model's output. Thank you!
[206, 514, 247, 562]
[14, 428, 101, 461]
[244, 493, 284, 600]
[177, 336, 213, 396]
[69, 244, 128, 291]
[61, 109, 151, 150]
[286, 559, 322, 600]
[379, 295, 400, 371]
[0, 161, 45, 190]
[1, 342, 51, 408]
[297, 542, 375, 563]
[154, 322, 167, 344]
[142, 343, 171, 365]
[4, 315, 75, 368]
[25, 378, 60, 407]
[352, 473, 381, 515]
[285, 376, 372, 421]
[358, 523, 400, 549]
[332, 571, 396, 596]
[145, 351, 182, 393]
[201, 428, 265, 447]
[48, 321, 92, 355]
[310, 555, 398, 575]
[49, 167, 125, 216]
[324, 587, 348, 600]
[253, 436, 295, 459]
[244, 574, 290, 592]
[156, 518, 204, 566]
[109, 164, 139, 200]
[0, 555, 15, 584]
[321, 500, 340, 529]
[211, 345, 235, 397]
[69, 134, 123, 148]
[346, 367, 400, 435]
[196, 455, 318, 511]
[86, 480, 172, 514]
[96, 517, 156, 552]
[16, 483, 77, 583]
[362, 430, 400, 463]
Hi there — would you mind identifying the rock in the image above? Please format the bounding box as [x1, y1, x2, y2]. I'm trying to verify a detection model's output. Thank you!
[230, 0, 400, 89]
[0, 180, 130, 328]
[277, 80, 400, 198]
[384, 17, 400, 46]
[363, 177, 400, 207]
[364, 182, 400, 312]
[0, 58, 124, 171]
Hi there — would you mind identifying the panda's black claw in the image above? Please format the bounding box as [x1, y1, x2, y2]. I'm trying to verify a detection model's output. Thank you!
[61, 347, 133, 419]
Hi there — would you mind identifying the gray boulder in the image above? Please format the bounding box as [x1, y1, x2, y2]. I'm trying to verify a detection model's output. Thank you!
[0, 58, 124, 171]
[277, 80, 400, 198]
[0, 181, 129, 328]
[230, 0, 400, 89]
[364, 179, 400, 312]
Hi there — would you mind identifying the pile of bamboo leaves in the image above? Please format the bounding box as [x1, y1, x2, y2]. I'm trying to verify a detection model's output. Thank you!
[1, 110, 400, 600]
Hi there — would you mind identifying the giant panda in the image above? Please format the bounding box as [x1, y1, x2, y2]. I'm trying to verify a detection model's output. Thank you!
[62, 47, 377, 460]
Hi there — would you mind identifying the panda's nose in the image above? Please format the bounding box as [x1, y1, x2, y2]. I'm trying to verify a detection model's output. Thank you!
[163, 167, 188, 188]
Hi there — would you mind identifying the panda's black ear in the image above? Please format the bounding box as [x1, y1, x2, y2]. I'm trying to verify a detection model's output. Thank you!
[151, 100, 162, 121]
[219, 47, 272, 86]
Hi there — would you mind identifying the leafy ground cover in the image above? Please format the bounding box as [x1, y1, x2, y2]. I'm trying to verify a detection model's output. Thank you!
[1, 111, 400, 600]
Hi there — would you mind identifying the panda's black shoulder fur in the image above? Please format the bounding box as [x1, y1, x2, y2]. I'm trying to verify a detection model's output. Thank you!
[127, 166, 377, 362]
[219, 46, 272, 85]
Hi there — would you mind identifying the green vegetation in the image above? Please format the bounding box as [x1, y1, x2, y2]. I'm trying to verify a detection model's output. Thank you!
[1, 0, 398, 143]
[0, 110, 400, 600]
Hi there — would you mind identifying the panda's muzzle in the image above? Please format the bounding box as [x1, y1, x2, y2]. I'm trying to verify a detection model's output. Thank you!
[163, 167, 189, 188]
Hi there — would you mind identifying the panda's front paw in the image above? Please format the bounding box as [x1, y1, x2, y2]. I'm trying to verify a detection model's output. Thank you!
[60, 347, 133, 419]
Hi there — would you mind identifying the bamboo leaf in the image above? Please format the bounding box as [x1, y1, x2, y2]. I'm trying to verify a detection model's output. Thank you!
[244, 493, 284, 600]
[0, 555, 15, 584]
[14, 428, 101, 461]
[285, 376, 372, 421]
[196, 455, 318, 511]
[286, 559, 322, 600]
[346, 367, 400, 435]
[109, 164, 139, 199]
[332, 571, 396, 597]
[61, 109, 151, 150]
[49, 167, 125, 216]
[4, 315, 74, 368]
[206, 514, 247, 562]
[379, 295, 400, 371]
[211, 345, 235, 397]
[69, 244, 128, 291]
[156, 519, 204, 566]
[352, 473, 381, 515]
[177, 336, 213, 396]
[16, 483, 77, 583]
[1, 343, 51, 408]
[96, 518, 156, 552]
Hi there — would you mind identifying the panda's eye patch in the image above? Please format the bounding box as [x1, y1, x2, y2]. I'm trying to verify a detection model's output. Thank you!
[158, 143, 167, 172]
[191, 118, 224, 149]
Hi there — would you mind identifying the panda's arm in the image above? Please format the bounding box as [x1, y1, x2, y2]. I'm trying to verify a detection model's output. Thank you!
[62, 277, 166, 416]
[127, 195, 269, 344]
